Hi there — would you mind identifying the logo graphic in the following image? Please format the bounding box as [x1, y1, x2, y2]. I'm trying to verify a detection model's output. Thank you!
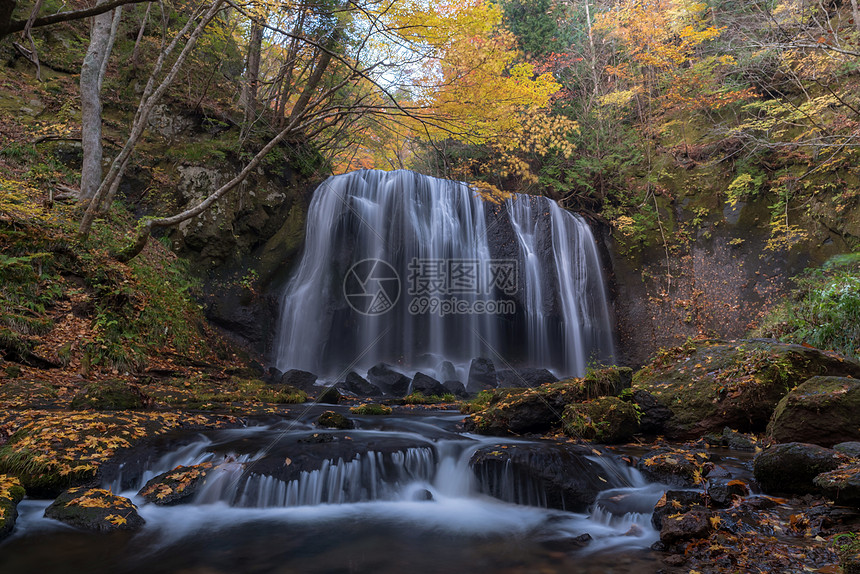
[343, 259, 401, 316]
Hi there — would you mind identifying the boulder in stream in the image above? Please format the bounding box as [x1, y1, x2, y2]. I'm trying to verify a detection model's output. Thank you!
[341, 372, 383, 397]
[411, 372, 448, 397]
[317, 411, 355, 430]
[138, 463, 213, 505]
[813, 463, 860, 507]
[768, 376, 860, 447]
[467, 358, 497, 391]
[279, 369, 318, 392]
[367, 363, 410, 396]
[753, 442, 846, 495]
[469, 443, 617, 511]
[0, 475, 25, 541]
[45, 487, 145, 531]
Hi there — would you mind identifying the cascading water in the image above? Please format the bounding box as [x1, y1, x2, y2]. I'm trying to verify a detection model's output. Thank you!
[274, 169, 614, 379]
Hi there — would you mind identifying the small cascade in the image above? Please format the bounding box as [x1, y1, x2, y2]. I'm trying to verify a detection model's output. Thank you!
[273, 170, 614, 379]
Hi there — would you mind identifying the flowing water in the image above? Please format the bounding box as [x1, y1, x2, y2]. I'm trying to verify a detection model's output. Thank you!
[273, 170, 614, 380]
[1, 408, 667, 573]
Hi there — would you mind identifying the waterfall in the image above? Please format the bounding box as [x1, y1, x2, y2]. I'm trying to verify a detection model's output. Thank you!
[274, 169, 613, 378]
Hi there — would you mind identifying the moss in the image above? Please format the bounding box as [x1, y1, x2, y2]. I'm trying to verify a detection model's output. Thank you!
[69, 379, 149, 410]
[562, 396, 640, 443]
[399, 391, 456, 405]
[0, 474, 25, 539]
[349, 403, 392, 415]
[317, 411, 354, 429]
[833, 533, 860, 574]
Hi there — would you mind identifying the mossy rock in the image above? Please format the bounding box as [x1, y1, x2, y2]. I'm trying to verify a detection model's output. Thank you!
[637, 446, 710, 487]
[317, 411, 354, 429]
[814, 463, 860, 507]
[562, 396, 640, 443]
[138, 463, 212, 505]
[633, 339, 860, 439]
[44, 487, 145, 532]
[768, 376, 860, 447]
[349, 403, 392, 415]
[0, 474, 25, 541]
[70, 379, 150, 410]
[465, 367, 634, 436]
[753, 442, 846, 495]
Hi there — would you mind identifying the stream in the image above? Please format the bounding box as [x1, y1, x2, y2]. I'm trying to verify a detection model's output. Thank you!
[0, 406, 724, 573]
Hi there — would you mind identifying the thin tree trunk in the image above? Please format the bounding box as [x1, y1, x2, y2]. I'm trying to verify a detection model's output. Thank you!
[79, 0, 113, 201]
[241, 19, 263, 139]
[289, 49, 332, 125]
[130, 2, 151, 69]
[99, 6, 122, 88]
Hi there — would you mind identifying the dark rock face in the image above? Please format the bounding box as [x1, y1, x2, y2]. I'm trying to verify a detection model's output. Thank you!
[317, 411, 355, 430]
[438, 361, 458, 384]
[659, 510, 713, 545]
[753, 442, 846, 495]
[634, 340, 860, 439]
[69, 379, 149, 410]
[411, 372, 448, 397]
[367, 363, 410, 396]
[469, 443, 612, 511]
[637, 446, 710, 488]
[279, 369, 318, 392]
[814, 463, 860, 507]
[443, 380, 469, 399]
[496, 368, 558, 388]
[341, 372, 382, 397]
[768, 376, 860, 447]
[317, 386, 343, 405]
[652, 490, 709, 530]
[138, 464, 212, 505]
[467, 358, 497, 391]
[632, 390, 672, 434]
[45, 488, 145, 531]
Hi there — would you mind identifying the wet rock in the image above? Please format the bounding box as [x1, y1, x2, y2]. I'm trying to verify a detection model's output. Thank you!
[633, 340, 860, 439]
[70, 379, 150, 410]
[467, 357, 497, 391]
[563, 396, 640, 443]
[0, 475, 25, 541]
[317, 411, 355, 430]
[707, 478, 751, 507]
[317, 386, 344, 405]
[753, 442, 846, 495]
[266, 366, 283, 384]
[469, 443, 612, 511]
[541, 532, 592, 552]
[472, 388, 564, 435]
[138, 463, 212, 505]
[496, 368, 558, 388]
[814, 463, 860, 507]
[768, 376, 860, 447]
[637, 446, 710, 487]
[704, 427, 758, 450]
[413, 489, 433, 501]
[367, 363, 410, 396]
[443, 380, 469, 399]
[835, 442, 860, 459]
[652, 490, 709, 529]
[341, 372, 383, 397]
[632, 390, 672, 435]
[659, 509, 713, 545]
[411, 372, 448, 397]
[279, 369, 318, 392]
[437, 361, 457, 384]
[45, 488, 144, 532]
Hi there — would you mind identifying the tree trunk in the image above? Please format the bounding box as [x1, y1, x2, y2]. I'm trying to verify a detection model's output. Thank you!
[2, 0, 147, 38]
[0, 0, 16, 37]
[240, 19, 263, 139]
[79, 1, 114, 201]
[130, 2, 151, 69]
[289, 49, 332, 125]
